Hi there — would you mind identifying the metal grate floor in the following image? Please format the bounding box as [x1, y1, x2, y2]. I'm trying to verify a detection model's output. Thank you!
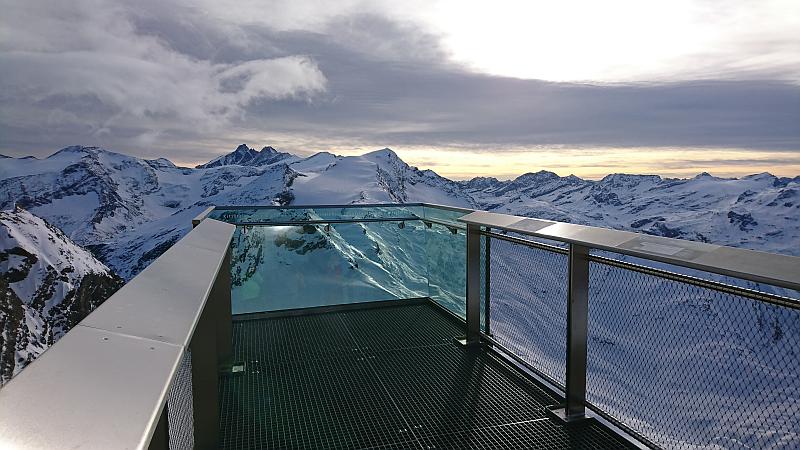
[219, 302, 634, 449]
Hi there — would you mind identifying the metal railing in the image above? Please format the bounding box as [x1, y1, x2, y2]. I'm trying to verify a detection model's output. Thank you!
[0, 214, 235, 449]
[2, 203, 797, 449]
[460, 211, 800, 449]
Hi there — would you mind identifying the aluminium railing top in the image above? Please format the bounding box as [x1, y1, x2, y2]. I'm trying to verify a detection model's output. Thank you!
[460, 210, 800, 293]
[0, 217, 235, 449]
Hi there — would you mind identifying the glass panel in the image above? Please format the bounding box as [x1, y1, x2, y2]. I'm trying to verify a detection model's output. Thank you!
[425, 222, 466, 318]
[421, 205, 471, 227]
[231, 220, 428, 314]
[210, 204, 423, 224]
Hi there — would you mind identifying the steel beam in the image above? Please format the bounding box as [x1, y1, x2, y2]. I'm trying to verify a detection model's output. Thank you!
[564, 243, 590, 419]
[465, 223, 482, 345]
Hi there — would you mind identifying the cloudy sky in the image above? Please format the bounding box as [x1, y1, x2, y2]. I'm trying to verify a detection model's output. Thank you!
[1, 0, 798, 179]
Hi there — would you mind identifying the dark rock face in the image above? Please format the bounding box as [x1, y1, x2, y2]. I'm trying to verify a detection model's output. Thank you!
[196, 144, 294, 168]
[728, 211, 758, 231]
[0, 209, 124, 384]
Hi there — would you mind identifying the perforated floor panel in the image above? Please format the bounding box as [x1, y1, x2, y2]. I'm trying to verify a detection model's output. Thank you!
[219, 302, 635, 449]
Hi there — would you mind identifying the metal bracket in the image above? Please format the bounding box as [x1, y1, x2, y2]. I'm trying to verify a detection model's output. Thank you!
[453, 336, 483, 347]
[545, 404, 594, 424]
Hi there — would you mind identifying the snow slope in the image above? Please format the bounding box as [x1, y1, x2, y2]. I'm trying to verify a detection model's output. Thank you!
[0, 208, 122, 384]
[0, 145, 474, 278]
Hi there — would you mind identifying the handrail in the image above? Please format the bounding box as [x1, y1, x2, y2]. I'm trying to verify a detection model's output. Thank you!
[460, 208, 800, 434]
[0, 218, 236, 449]
[459, 210, 800, 292]
[479, 229, 799, 309]
[192, 205, 216, 227]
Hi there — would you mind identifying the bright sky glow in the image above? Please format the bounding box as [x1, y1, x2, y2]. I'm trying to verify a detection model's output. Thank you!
[418, 0, 800, 82]
[2, 0, 799, 178]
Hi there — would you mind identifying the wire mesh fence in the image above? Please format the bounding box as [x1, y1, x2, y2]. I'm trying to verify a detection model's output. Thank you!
[486, 234, 569, 387]
[587, 256, 800, 449]
[481, 230, 799, 449]
[167, 349, 195, 450]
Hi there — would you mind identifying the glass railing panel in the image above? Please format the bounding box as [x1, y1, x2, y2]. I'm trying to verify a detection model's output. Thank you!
[425, 221, 467, 319]
[210, 204, 422, 224]
[231, 219, 429, 314]
[421, 205, 472, 227]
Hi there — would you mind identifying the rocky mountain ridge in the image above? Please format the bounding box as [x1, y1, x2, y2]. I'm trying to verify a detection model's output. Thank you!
[0, 208, 123, 384]
[1, 144, 797, 282]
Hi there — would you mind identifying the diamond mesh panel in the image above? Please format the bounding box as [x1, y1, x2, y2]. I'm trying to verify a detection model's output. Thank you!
[588, 258, 800, 449]
[487, 236, 569, 387]
[167, 349, 195, 450]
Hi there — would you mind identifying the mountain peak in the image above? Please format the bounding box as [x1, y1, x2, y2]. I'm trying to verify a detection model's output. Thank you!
[513, 170, 561, 184]
[363, 148, 398, 159]
[196, 144, 295, 169]
[48, 145, 99, 158]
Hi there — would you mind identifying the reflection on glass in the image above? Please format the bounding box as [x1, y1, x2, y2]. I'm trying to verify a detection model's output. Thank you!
[231, 221, 428, 314]
[426, 222, 467, 318]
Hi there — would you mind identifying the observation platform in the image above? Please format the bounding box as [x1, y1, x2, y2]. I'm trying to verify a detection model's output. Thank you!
[219, 301, 634, 449]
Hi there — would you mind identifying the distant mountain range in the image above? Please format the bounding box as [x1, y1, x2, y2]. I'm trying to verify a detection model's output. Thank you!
[1, 143, 798, 383]
[1, 144, 797, 279]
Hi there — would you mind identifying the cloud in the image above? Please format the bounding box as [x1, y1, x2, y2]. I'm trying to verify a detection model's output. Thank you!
[0, 0, 327, 138]
[0, 0, 798, 176]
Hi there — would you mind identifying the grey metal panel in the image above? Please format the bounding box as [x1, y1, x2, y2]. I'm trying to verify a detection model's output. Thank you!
[191, 206, 216, 227]
[509, 218, 555, 233]
[460, 211, 800, 290]
[81, 219, 235, 347]
[0, 326, 182, 450]
[536, 223, 641, 249]
[179, 216, 236, 253]
[691, 246, 800, 290]
[616, 234, 721, 259]
[459, 211, 543, 229]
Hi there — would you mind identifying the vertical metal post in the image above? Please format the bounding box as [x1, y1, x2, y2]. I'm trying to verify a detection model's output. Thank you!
[483, 228, 491, 335]
[213, 247, 232, 368]
[564, 243, 590, 419]
[148, 404, 169, 450]
[465, 223, 482, 345]
[188, 245, 231, 448]
[190, 311, 219, 448]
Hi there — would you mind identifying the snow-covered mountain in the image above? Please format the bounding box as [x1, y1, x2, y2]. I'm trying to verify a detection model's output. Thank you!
[0, 208, 122, 384]
[195, 144, 296, 169]
[0, 145, 798, 282]
[462, 170, 800, 256]
[0, 145, 473, 279]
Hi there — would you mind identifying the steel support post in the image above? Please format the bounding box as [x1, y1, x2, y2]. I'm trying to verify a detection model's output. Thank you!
[213, 247, 232, 369]
[564, 243, 590, 420]
[465, 223, 482, 345]
[148, 404, 169, 450]
[189, 311, 219, 448]
[484, 228, 491, 335]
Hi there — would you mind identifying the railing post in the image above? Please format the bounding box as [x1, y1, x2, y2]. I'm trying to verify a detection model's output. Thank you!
[484, 228, 491, 335]
[214, 246, 233, 368]
[464, 223, 482, 346]
[148, 405, 169, 450]
[558, 243, 590, 421]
